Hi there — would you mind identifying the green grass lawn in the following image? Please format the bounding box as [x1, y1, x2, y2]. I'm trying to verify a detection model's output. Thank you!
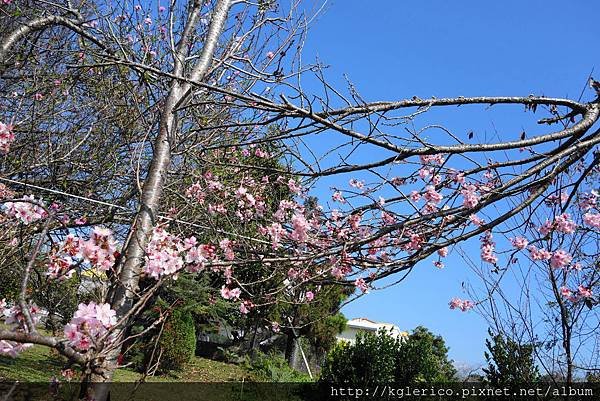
[0, 345, 311, 400]
[0, 343, 254, 383]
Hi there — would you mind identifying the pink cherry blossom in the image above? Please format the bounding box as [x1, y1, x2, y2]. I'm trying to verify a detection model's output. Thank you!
[0, 341, 32, 358]
[64, 302, 116, 351]
[219, 238, 235, 261]
[550, 249, 572, 269]
[437, 247, 448, 257]
[305, 291, 314, 302]
[349, 179, 365, 189]
[538, 219, 553, 236]
[559, 286, 572, 298]
[461, 185, 480, 208]
[289, 212, 311, 242]
[554, 213, 576, 234]
[424, 185, 443, 204]
[410, 190, 421, 202]
[0, 121, 15, 153]
[220, 286, 241, 300]
[406, 233, 424, 251]
[354, 278, 369, 293]
[347, 213, 362, 231]
[469, 214, 485, 226]
[510, 236, 529, 250]
[3, 195, 48, 224]
[583, 212, 600, 228]
[381, 211, 396, 225]
[419, 154, 445, 165]
[528, 246, 552, 261]
[480, 232, 497, 264]
[579, 191, 598, 211]
[448, 298, 474, 312]
[95, 303, 117, 327]
[578, 285, 593, 298]
[448, 298, 462, 309]
[332, 191, 346, 204]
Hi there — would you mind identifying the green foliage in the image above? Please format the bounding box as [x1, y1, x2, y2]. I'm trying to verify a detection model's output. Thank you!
[244, 351, 312, 383]
[320, 330, 400, 384]
[483, 329, 539, 386]
[320, 326, 456, 384]
[158, 306, 197, 372]
[396, 326, 457, 382]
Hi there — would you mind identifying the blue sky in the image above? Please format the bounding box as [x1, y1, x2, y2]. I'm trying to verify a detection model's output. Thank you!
[298, 0, 600, 368]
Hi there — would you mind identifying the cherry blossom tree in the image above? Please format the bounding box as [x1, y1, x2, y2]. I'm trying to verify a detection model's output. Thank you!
[1, 1, 599, 400]
[464, 168, 599, 383]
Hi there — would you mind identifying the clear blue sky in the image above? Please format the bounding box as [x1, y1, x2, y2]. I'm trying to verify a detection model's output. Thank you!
[298, 0, 600, 368]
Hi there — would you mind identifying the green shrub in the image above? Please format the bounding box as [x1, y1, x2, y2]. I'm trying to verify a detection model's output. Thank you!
[158, 307, 197, 371]
[320, 330, 399, 384]
[320, 327, 456, 385]
[244, 351, 312, 382]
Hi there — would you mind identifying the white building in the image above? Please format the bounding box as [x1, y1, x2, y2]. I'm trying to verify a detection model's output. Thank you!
[336, 317, 408, 344]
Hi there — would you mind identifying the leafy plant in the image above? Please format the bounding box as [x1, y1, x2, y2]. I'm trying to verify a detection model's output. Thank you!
[157, 306, 197, 372]
[244, 351, 312, 382]
[320, 326, 456, 385]
[483, 329, 539, 387]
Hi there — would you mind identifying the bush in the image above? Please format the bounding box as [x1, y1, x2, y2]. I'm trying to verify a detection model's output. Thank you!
[320, 330, 399, 384]
[320, 327, 456, 385]
[158, 307, 197, 371]
[244, 351, 313, 382]
[483, 329, 539, 386]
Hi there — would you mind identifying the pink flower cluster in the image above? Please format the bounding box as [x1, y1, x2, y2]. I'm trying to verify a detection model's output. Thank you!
[527, 245, 552, 261]
[80, 227, 118, 271]
[0, 340, 32, 358]
[480, 231, 497, 264]
[0, 301, 41, 357]
[63, 302, 116, 351]
[510, 236, 529, 250]
[145, 227, 226, 278]
[289, 212, 311, 243]
[0, 183, 14, 199]
[419, 154, 445, 165]
[448, 298, 474, 312]
[424, 185, 443, 204]
[144, 227, 185, 279]
[560, 285, 593, 302]
[260, 222, 285, 249]
[0, 121, 14, 153]
[354, 278, 369, 293]
[3, 195, 48, 224]
[405, 233, 424, 251]
[549, 249, 572, 269]
[554, 214, 576, 234]
[461, 185, 480, 209]
[46, 228, 118, 279]
[583, 212, 600, 228]
[579, 191, 598, 211]
[539, 214, 577, 235]
[527, 246, 572, 269]
[2, 302, 42, 333]
[220, 286, 241, 300]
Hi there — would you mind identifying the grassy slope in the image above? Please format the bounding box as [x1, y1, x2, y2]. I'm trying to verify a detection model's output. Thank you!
[0, 344, 253, 382]
[0, 347, 308, 401]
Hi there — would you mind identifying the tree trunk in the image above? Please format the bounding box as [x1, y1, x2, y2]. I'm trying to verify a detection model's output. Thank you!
[285, 333, 299, 369]
[83, 2, 234, 399]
